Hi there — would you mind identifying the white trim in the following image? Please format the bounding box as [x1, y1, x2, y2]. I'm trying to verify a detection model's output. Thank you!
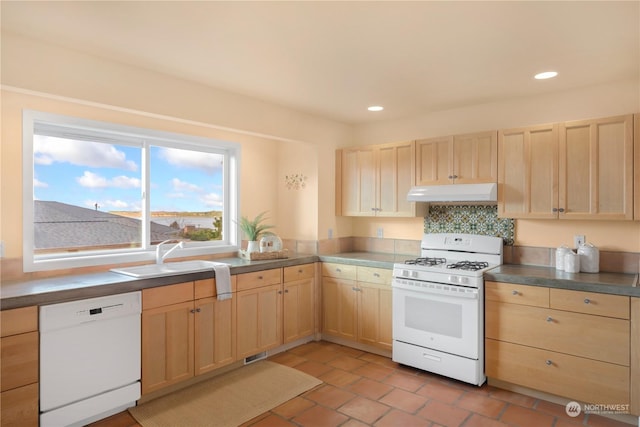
[23, 110, 241, 272]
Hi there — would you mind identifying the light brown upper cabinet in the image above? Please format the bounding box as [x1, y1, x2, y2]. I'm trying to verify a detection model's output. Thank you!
[337, 141, 425, 217]
[559, 114, 633, 220]
[634, 114, 640, 220]
[499, 115, 634, 220]
[498, 124, 559, 219]
[416, 131, 498, 185]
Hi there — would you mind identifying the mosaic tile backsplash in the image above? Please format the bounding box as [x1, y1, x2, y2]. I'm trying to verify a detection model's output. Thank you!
[424, 205, 515, 245]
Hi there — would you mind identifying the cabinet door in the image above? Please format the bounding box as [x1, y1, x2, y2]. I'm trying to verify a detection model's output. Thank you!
[141, 300, 194, 394]
[415, 136, 451, 185]
[378, 141, 416, 217]
[452, 131, 498, 184]
[194, 296, 236, 376]
[498, 125, 558, 218]
[559, 115, 633, 219]
[322, 277, 357, 341]
[357, 282, 392, 350]
[341, 147, 376, 216]
[283, 278, 315, 343]
[236, 284, 283, 359]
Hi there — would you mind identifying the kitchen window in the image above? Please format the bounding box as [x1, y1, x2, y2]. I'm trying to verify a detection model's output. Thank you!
[22, 110, 240, 272]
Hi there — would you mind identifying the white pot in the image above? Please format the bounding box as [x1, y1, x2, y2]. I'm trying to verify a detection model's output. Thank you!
[246, 240, 260, 253]
[578, 243, 600, 273]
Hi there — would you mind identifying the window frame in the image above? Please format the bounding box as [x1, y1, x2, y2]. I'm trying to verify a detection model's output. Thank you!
[22, 110, 241, 272]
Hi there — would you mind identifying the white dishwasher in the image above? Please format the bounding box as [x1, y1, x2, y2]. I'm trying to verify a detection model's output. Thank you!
[40, 291, 141, 427]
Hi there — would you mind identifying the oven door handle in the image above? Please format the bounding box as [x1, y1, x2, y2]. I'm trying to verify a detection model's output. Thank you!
[392, 279, 479, 299]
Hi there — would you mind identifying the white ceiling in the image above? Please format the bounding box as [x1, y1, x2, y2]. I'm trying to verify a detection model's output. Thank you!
[2, 1, 638, 124]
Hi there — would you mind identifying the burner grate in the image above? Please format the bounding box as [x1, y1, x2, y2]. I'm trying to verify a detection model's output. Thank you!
[446, 261, 489, 271]
[405, 257, 447, 266]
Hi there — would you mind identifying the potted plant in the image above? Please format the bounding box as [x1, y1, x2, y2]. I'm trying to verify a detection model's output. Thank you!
[237, 211, 274, 253]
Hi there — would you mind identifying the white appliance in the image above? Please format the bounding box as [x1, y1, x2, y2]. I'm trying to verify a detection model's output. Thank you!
[40, 291, 141, 427]
[392, 233, 502, 385]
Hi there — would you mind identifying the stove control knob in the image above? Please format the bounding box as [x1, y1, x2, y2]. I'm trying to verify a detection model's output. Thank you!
[449, 275, 459, 284]
[460, 277, 469, 285]
[411, 271, 419, 278]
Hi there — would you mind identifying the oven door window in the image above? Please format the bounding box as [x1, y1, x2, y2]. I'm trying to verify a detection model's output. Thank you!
[406, 297, 462, 338]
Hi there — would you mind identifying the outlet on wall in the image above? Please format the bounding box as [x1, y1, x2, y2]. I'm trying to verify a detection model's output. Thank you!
[328, 228, 333, 239]
[377, 228, 384, 238]
[574, 235, 585, 248]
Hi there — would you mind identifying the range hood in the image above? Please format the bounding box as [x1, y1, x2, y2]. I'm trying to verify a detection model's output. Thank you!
[407, 183, 497, 203]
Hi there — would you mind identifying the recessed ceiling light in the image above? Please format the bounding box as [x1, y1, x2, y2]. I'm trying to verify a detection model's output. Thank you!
[534, 71, 558, 80]
[367, 105, 384, 112]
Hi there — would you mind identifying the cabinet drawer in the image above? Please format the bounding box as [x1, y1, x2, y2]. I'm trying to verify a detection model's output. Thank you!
[284, 264, 315, 282]
[357, 266, 391, 285]
[194, 276, 237, 299]
[1, 307, 38, 337]
[142, 282, 194, 310]
[0, 382, 39, 427]
[486, 301, 629, 365]
[0, 331, 38, 392]
[322, 263, 357, 280]
[486, 339, 629, 405]
[485, 281, 549, 307]
[236, 268, 282, 291]
[550, 289, 629, 319]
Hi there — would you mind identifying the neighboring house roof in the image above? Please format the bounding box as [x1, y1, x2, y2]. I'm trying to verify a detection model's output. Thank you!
[34, 201, 176, 249]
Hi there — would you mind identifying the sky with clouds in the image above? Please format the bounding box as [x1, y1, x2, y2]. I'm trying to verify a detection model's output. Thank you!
[33, 136, 224, 213]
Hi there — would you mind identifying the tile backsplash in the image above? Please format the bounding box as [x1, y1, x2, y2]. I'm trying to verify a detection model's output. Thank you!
[424, 204, 515, 245]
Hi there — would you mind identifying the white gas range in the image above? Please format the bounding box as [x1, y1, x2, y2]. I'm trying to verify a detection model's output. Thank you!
[392, 233, 503, 385]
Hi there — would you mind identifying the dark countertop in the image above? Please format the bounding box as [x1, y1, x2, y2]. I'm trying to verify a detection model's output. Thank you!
[318, 252, 410, 269]
[2, 252, 638, 310]
[485, 264, 639, 297]
[0, 254, 318, 310]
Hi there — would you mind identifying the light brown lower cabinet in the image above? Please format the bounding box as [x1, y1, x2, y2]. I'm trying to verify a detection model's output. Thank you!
[236, 264, 316, 359]
[141, 279, 236, 395]
[322, 263, 392, 351]
[485, 281, 633, 411]
[0, 306, 39, 427]
[283, 264, 316, 343]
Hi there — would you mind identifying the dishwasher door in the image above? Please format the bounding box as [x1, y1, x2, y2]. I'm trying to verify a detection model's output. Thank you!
[40, 291, 141, 426]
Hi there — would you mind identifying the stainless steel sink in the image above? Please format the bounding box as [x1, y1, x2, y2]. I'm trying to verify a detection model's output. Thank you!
[110, 260, 219, 279]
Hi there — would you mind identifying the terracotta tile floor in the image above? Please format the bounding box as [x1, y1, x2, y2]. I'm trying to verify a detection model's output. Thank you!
[91, 341, 635, 427]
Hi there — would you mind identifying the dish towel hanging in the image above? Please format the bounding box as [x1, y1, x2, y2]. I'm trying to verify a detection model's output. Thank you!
[212, 262, 232, 301]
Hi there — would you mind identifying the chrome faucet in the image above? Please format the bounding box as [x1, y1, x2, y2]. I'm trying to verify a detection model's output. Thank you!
[156, 240, 184, 264]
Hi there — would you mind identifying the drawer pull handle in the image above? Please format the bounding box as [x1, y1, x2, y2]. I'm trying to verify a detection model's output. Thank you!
[545, 359, 553, 366]
[584, 298, 591, 304]
[284, 289, 289, 293]
[374, 273, 380, 277]
[546, 316, 553, 323]
[278, 290, 283, 294]
[336, 268, 342, 272]
[298, 269, 303, 273]
[258, 275, 263, 280]
[511, 290, 519, 296]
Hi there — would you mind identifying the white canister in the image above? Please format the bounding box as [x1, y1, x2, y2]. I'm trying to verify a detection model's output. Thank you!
[564, 251, 580, 273]
[555, 245, 571, 271]
[578, 243, 600, 273]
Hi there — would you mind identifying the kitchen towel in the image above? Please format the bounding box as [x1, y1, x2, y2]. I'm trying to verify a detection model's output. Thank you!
[212, 262, 232, 300]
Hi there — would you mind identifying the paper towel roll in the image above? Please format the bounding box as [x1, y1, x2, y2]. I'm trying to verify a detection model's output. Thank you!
[555, 246, 571, 271]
